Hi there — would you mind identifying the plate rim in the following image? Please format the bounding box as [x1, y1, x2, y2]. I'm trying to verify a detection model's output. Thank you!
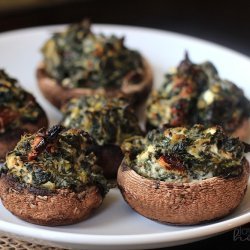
[0, 23, 250, 247]
[0, 210, 250, 245]
[1, 23, 250, 63]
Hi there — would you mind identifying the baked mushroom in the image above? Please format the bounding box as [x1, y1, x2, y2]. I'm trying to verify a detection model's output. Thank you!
[0, 70, 48, 160]
[146, 53, 250, 140]
[0, 125, 109, 226]
[118, 125, 250, 225]
[61, 95, 143, 179]
[37, 20, 153, 109]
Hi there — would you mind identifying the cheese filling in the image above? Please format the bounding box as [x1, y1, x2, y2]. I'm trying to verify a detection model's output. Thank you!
[1, 126, 109, 193]
[146, 55, 250, 133]
[123, 125, 246, 183]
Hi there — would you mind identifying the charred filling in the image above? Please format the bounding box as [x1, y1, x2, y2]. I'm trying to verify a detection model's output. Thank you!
[61, 95, 142, 146]
[0, 70, 45, 134]
[122, 125, 249, 182]
[146, 54, 250, 133]
[0, 125, 108, 194]
[42, 20, 144, 89]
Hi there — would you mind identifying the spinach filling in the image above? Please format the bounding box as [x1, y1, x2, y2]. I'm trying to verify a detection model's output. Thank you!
[61, 95, 142, 146]
[0, 70, 44, 134]
[146, 54, 250, 133]
[122, 125, 249, 182]
[42, 20, 143, 89]
[1, 125, 109, 194]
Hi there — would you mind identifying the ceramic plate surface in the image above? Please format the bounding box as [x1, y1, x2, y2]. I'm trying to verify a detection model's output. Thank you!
[0, 24, 250, 250]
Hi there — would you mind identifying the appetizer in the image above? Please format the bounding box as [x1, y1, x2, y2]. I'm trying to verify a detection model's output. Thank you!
[146, 54, 250, 140]
[0, 125, 109, 226]
[61, 95, 143, 178]
[37, 20, 153, 109]
[0, 70, 48, 160]
[118, 125, 250, 225]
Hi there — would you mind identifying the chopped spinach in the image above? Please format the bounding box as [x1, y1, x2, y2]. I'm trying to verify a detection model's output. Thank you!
[0, 70, 45, 134]
[61, 95, 142, 146]
[42, 20, 143, 88]
[146, 54, 250, 133]
[123, 125, 247, 182]
[4, 126, 109, 194]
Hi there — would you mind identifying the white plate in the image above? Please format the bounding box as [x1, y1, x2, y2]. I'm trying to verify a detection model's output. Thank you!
[0, 24, 250, 250]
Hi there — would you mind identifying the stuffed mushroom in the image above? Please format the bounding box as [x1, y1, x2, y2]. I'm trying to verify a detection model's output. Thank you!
[146, 53, 250, 140]
[118, 124, 250, 225]
[0, 70, 48, 160]
[37, 20, 153, 109]
[0, 125, 109, 226]
[61, 95, 143, 178]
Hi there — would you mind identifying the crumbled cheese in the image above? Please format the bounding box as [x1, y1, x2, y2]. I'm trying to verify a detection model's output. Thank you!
[137, 145, 155, 163]
[190, 171, 213, 181]
[129, 125, 245, 182]
[205, 127, 217, 135]
[41, 181, 56, 189]
[203, 90, 215, 105]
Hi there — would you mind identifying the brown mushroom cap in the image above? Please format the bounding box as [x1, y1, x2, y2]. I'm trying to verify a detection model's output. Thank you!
[117, 159, 250, 225]
[37, 58, 153, 109]
[0, 114, 48, 160]
[95, 144, 124, 179]
[232, 118, 250, 141]
[0, 175, 103, 226]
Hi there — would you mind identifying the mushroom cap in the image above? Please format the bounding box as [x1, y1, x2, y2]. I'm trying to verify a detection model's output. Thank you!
[232, 118, 250, 141]
[0, 113, 48, 160]
[36, 58, 153, 109]
[117, 159, 250, 225]
[0, 174, 103, 226]
[95, 144, 124, 179]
